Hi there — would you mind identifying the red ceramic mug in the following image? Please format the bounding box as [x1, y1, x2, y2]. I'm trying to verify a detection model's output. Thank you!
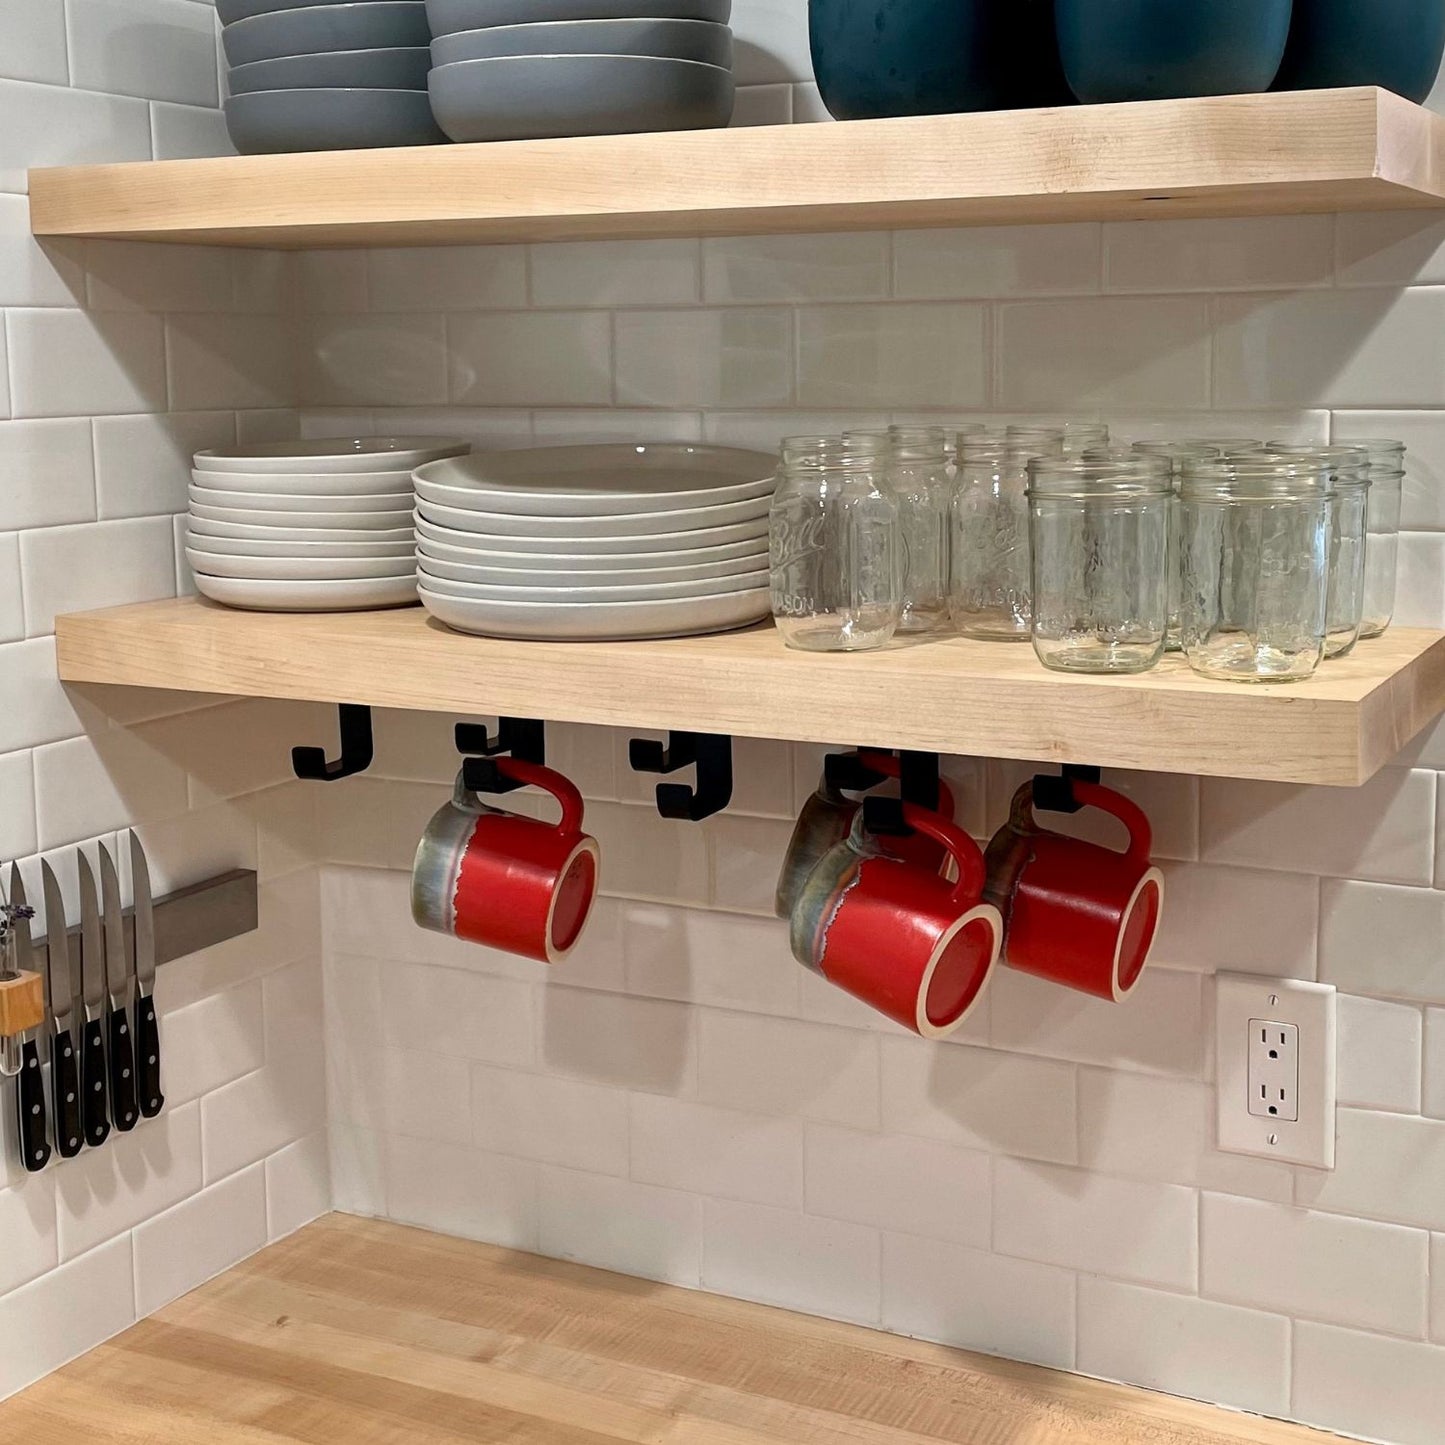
[774, 750, 957, 920]
[412, 758, 600, 964]
[789, 802, 1002, 1038]
[984, 779, 1164, 1002]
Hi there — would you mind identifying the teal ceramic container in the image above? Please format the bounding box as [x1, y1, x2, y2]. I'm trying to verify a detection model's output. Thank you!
[1274, 0, 1445, 104]
[808, 0, 1016, 120]
[1055, 0, 1293, 103]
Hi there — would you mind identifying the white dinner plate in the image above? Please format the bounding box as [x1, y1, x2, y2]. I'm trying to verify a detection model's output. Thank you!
[418, 562, 769, 601]
[190, 466, 417, 496]
[416, 494, 769, 538]
[415, 532, 767, 571]
[190, 483, 413, 513]
[415, 511, 766, 554]
[195, 436, 468, 475]
[418, 583, 771, 641]
[416, 546, 767, 586]
[185, 531, 416, 558]
[188, 516, 416, 543]
[413, 443, 773, 516]
[190, 502, 414, 530]
[195, 572, 420, 612]
[187, 548, 417, 581]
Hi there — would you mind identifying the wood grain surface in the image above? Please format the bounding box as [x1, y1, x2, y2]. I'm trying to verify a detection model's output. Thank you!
[27, 88, 1445, 248]
[0, 1215, 1354, 1444]
[54, 597, 1445, 785]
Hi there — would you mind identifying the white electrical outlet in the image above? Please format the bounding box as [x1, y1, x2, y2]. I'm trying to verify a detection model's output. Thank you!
[1216, 973, 1336, 1169]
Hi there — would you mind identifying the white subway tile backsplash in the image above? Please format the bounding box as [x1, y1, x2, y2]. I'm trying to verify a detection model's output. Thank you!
[1336, 212, 1445, 288]
[132, 1163, 268, 1317]
[0, 748, 36, 861]
[93, 410, 232, 519]
[0, 638, 85, 752]
[299, 313, 447, 407]
[0, 196, 82, 307]
[533, 239, 699, 308]
[33, 727, 188, 849]
[1294, 1324, 1445, 1445]
[729, 82, 792, 127]
[994, 1159, 1198, 1290]
[159, 978, 265, 1110]
[1077, 1278, 1288, 1417]
[1296, 1108, 1445, 1230]
[384, 1133, 537, 1249]
[539, 986, 694, 1094]
[67, 0, 218, 108]
[168, 313, 292, 411]
[263, 1133, 330, 1241]
[616, 307, 792, 408]
[1202, 1193, 1428, 1336]
[368, 245, 527, 312]
[450, 311, 611, 407]
[1332, 410, 1445, 531]
[7, 309, 165, 417]
[20, 515, 175, 635]
[797, 302, 985, 409]
[473, 1063, 629, 1175]
[706, 812, 794, 915]
[895, 223, 1100, 299]
[1427, 1010, 1445, 1120]
[881, 1231, 1075, 1370]
[729, 0, 813, 84]
[0, 533, 21, 644]
[86, 239, 233, 314]
[0, 1175, 57, 1296]
[704, 232, 888, 303]
[701, 1198, 880, 1324]
[1337, 995, 1422, 1112]
[384, 961, 535, 1069]
[149, 99, 233, 161]
[1396, 531, 1445, 628]
[0, 79, 151, 193]
[0, 0, 67, 87]
[0, 419, 93, 530]
[295, 250, 367, 315]
[1320, 880, 1445, 1001]
[1104, 216, 1333, 293]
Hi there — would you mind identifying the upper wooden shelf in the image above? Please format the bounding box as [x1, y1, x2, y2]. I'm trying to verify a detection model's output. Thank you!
[55, 598, 1445, 785]
[28, 87, 1445, 248]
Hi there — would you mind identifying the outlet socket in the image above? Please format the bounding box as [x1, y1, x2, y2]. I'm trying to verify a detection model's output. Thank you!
[1217, 974, 1336, 1169]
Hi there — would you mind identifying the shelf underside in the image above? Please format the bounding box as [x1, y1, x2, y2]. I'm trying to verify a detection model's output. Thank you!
[28, 87, 1445, 248]
[54, 598, 1445, 786]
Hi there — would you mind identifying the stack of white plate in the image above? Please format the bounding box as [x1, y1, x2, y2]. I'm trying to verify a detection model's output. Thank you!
[411, 443, 773, 639]
[187, 436, 468, 612]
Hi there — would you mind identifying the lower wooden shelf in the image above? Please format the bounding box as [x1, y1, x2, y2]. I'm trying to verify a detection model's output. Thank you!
[55, 597, 1445, 786]
[0, 1214, 1349, 1444]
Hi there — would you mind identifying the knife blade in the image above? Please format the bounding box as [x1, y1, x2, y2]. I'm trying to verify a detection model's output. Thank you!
[41, 861, 82, 1159]
[76, 850, 111, 1149]
[9, 865, 50, 1173]
[128, 832, 163, 1121]
[97, 843, 137, 1134]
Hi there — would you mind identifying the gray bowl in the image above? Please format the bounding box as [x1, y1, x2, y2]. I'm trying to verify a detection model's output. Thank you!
[429, 53, 734, 141]
[224, 87, 445, 152]
[426, 0, 729, 37]
[228, 45, 432, 93]
[431, 18, 732, 66]
[223, 2, 430, 67]
[219, 0, 356, 24]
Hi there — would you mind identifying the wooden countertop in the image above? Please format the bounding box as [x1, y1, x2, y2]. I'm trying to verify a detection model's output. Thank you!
[0, 1214, 1350, 1444]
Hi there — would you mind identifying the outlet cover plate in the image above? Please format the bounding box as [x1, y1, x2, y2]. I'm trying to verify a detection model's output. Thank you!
[1216, 973, 1336, 1169]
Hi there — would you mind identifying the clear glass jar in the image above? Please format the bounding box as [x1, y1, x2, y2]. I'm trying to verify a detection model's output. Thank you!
[1026, 458, 1171, 674]
[1006, 424, 1066, 456]
[1177, 460, 1335, 684]
[950, 436, 1044, 640]
[1350, 439, 1405, 638]
[1060, 421, 1109, 455]
[845, 427, 950, 635]
[1263, 444, 1370, 659]
[770, 438, 900, 652]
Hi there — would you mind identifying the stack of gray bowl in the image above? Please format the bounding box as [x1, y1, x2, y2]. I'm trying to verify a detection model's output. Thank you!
[219, 0, 445, 152]
[427, 0, 735, 142]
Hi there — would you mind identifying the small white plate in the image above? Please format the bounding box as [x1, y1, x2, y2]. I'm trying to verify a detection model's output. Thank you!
[415, 532, 767, 571]
[414, 511, 766, 554]
[190, 479, 414, 511]
[196, 435, 467, 475]
[416, 546, 767, 586]
[416, 494, 769, 538]
[190, 465, 417, 496]
[195, 572, 420, 612]
[188, 515, 415, 543]
[185, 531, 416, 558]
[187, 548, 417, 581]
[418, 562, 769, 601]
[419, 583, 770, 640]
[190, 501, 414, 530]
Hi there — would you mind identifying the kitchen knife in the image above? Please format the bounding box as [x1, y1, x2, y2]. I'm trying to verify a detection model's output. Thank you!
[8, 865, 50, 1173]
[97, 843, 137, 1133]
[41, 861, 82, 1159]
[76, 850, 111, 1149]
[128, 832, 163, 1120]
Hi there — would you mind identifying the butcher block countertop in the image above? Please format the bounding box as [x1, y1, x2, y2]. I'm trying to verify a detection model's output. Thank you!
[0, 1214, 1350, 1444]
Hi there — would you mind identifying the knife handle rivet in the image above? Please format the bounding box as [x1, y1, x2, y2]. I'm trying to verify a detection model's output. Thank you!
[121, 1068, 130, 1079]
[32, 1150, 43, 1162]
[29, 1103, 39, 1116]
[147, 1055, 156, 1065]
[65, 1092, 74, 1103]
[27, 1057, 36, 1070]
[68, 1137, 77, 1148]
[118, 1023, 127, 1036]
[93, 1081, 101, 1091]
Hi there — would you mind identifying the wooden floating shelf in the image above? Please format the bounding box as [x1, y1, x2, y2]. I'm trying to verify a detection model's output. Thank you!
[27, 87, 1445, 248]
[55, 598, 1445, 786]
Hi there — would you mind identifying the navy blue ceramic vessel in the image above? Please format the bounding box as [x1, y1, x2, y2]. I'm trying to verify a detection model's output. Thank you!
[1274, 0, 1445, 104]
[1054, 0, 1293, 103]
[808, 0, 1017, 120]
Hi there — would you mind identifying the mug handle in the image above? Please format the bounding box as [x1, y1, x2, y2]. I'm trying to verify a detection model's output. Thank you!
[858, 749, 958, 822]
[1069, 780, 1154, 870]
[898, 803, 985, 905]
[493, 757, 586, 836]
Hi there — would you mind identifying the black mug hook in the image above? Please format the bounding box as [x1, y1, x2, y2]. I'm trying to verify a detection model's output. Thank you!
[456, 718, 545, 795]
[1032, 764, 1103, 815]
[292, 704, 374, 782]
[629, 731, 733, 822]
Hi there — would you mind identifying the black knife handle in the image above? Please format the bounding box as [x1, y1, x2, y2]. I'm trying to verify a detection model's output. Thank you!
[16, 1038, 51, 1172]
[50, 1026, 83, 1158]
[107, 1006, 138, 1133]
[82, 1015, 110, 1148]
[134, 991, 164, 1120]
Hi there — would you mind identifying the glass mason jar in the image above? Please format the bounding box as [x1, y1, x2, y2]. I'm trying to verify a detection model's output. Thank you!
[1006, 423, 1066, 456]
[1060, 420, 1109, 455]
[1263, 444, 1370, 659]
[1026, 457, 1171, 674]
[1176, 460, 1335, 683]
[844, 427, 950, 634]
[770, 438, 901, 652]
[950, 434, 1056, 640]
[1350, 438, 1406, 638]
